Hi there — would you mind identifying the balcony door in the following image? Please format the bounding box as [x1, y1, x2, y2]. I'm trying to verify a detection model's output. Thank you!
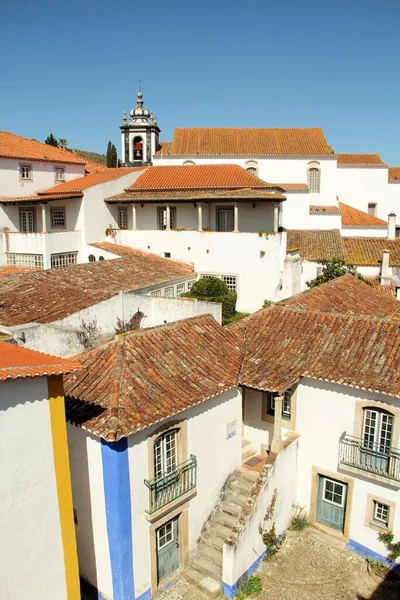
[154, 430, 178, 483]
[217, 207, 234, 232]
[361, 408, 393, 473]
[316, 476, 347, 532]
[20, 208, 35, 233]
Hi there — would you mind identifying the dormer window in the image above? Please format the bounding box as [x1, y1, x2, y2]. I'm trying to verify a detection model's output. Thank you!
[246, 160, 258, 177]
[307, 162, 321, 192]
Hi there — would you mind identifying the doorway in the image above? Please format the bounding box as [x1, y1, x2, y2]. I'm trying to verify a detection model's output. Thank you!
[156, 516, 180, 583]
[316, 475, 347, 532]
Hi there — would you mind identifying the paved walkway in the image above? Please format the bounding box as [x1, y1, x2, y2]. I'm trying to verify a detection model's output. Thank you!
[153, 528, 400, 600]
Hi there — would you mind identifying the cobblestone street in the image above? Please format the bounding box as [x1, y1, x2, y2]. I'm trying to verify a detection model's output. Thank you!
[152, 528, 400, 600]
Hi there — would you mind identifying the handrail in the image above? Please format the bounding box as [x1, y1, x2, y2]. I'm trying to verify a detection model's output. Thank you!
[144, 455, 197, 513]
[339, 432, 400, 481]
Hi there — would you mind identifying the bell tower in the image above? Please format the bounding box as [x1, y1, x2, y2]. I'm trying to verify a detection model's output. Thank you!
[120, 90, 160, 167]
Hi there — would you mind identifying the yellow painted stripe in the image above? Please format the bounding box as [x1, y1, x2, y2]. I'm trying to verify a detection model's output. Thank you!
[48, 375, 80, 600]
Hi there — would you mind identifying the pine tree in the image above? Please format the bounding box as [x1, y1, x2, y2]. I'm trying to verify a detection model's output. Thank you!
[106, 141, 113, 167]
[111, 144, 118, 168]
[58, 138, 68, 149]
[45, 133, 59, 147]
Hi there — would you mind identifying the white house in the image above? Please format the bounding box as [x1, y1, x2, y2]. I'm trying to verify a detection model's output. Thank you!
[0, 341, 82, 600]
[0, 167, 145, 269]
[62, 275, 400, 599]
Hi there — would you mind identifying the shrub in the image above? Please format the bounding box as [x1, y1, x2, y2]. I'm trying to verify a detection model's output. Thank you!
[235, 575, 262, 599]
[378, 530, 400, 564]
[288, 506, 309, 531]
[258, 489, 286, 560]
[224, 311, 250, 325]
[262, 299, 272, 309]
[306, 257, 370, 289]
[182, 277, 237, 325]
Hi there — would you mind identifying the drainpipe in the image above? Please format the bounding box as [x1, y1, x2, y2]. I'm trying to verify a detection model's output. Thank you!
[380, 249, 391, 286]
[388, 212, 396, 240]
[270, 394, 283, 454]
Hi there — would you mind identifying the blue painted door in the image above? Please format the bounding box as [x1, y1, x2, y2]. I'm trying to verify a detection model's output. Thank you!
[316, 476, 347, 532]
[157, 517, 180, 583]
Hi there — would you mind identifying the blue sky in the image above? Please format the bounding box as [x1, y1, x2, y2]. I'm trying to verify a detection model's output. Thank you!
[1, 0, 400, 163]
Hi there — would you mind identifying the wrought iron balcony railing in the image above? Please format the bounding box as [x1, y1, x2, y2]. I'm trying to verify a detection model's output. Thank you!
[339, 432, 400, 482]
[144, 455, 197, 514]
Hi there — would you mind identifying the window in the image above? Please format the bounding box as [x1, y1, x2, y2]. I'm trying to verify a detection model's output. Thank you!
[19, 208, 35, 233]
[133, 136, 143, 161]
[50, 252, 78, 269]
[163, 286, 174, 297]
[266, 392, 276, 416]
[151, 289, 162, 297]
[187, 280, 195, 291]
[183, 160, 195, 166]
[176, 283, 185, 295]
[88, 254, 96, 262]
[50, 207, 66, 229]
[307, 162, 321, 193]
[217, 207, 234, 232]
[373, 501, 389, 528]
[322, 478, 346, 507]
[395, 226, 400, 238]
[282, 389, 292, 420]
[6, 253, 43, 269]
[20, 164, 32, 181]
[158, 207, 176, 230]
[246, 161, 258, 177]
[118, 208, 128, 229]
[55, 167, 65, 182]
[154, 430, 177, 480]
[157, 522, 174, 550]
[222, 275, 237, 293]
[362, 408, 393, 454]
[368, 203, 377, 216]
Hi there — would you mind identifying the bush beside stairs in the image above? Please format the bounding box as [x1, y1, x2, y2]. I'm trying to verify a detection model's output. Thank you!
[182, 439, 259, 597]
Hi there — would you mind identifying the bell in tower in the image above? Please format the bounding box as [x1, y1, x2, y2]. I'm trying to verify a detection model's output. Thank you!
[120, 89, 160, 167]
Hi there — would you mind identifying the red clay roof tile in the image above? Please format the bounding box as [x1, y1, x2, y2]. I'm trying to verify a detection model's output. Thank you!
[0, 341, 81, 381]
[339, 202, 387, 227]
[0, 131, 86, 165]
[41, 167, 143, 195]
[342, 238, 400, 266]
[389, 167, 400, 181]
[336, 153, 385, 165]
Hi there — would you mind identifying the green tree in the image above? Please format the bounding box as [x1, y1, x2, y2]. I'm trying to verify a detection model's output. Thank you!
[306, 257, 369, 289]
[106, 141, 112, 167]
[45, 133, 58, 147]
[110, 143, 118, 168]
[182, 277, 237, 325]
[58, 138, 68, 149]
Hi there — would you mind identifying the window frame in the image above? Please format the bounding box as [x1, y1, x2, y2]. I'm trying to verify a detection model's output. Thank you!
[50, 251, 78, 269]
[19, 164, 32, 181]
[19, 207, 36, 233]
[216, 206, 234, 232]
[368, 203, 377, 217]
[307, 162, 321, 193]
[157, 206, 176, 230]
[54, 166, 65, 182]
[365, 493, 396, 532]
[118, 207, 128, 229]
[50, 206, 66, 230]
[322, 477, 346, 508]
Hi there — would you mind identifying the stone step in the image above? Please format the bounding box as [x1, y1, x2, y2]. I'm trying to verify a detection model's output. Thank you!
[241, 437, 252, 448]
[224, 489, 248, 507]
[196, 544, 223, 567]
[239, 466, 260, 483]
[209, 520, 232, 541]
[183, 567, 221, 598]
[199, 531, 225, 552]
[241, 444, 257, 461]
[219, 500, 242, 517]
[214, 509, 237, 528]
[230, 477, 253, 496]
[190, 552, 222, 579]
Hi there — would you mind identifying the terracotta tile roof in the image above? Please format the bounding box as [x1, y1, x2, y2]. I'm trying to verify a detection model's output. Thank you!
[339, 202, 387, 227]
[336, 153, 385, 166]
[278, 273, 400, 318]
[155, 142, 172, 155]
[342, 238, 400, 266]
[275, 183, 309, 191]
[367, 277, 397, 298]
[40, 167, 142, 195]
[0, 267, 32, 276]
[0, 192, 83, 204]
[64, 315, 242, 440]
[310, 205, 340, 214]
[389, 167, 400, 181]
[286, 230, 344, 261]
[107, 188, 286, 203]
[237, 305, 400, 397]
[83, 158, 110, 175]
[89, 242, 146, 257]
[0, 250, 194, 326]
[0, 341, 81, 381]
[127, 165, 278, 191]
[0, 131, 86, 165]
[156, 128, 334, 156]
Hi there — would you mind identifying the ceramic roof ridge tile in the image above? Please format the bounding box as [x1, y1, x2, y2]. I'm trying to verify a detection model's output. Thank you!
[339, 202, 388, 227]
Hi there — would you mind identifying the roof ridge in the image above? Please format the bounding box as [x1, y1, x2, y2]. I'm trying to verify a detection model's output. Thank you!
[272, 303, 400, 324]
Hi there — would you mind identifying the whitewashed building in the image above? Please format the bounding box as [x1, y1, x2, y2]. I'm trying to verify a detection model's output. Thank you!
[62, 275, 400, 599]
[0, 341, 81, 600]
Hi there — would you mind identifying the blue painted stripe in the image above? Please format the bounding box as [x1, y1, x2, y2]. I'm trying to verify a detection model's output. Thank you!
[347, 539, 400, 575]
[135, 589, 151, 600]
[101, 438, 135, 600]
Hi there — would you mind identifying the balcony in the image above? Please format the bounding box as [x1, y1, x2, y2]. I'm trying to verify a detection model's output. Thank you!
[339, 432, 400, 483]
[144, 455, 197, 514]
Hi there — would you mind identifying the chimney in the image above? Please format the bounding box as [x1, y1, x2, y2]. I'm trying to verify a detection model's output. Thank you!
[380, 249, 391, 286]
[388, 212, 396, 240]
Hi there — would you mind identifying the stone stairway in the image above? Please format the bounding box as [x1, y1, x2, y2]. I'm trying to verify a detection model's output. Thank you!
[183, 442, 259, 597]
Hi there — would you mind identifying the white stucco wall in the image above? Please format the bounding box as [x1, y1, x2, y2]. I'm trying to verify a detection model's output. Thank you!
[243, 388, 291, 453]
[129, 387, 242, 596]
[0, 377, 67, 600]
[341, 226, 388, 238]
[114, 230, 285, 312]
[222, 438, 299, 589]
[295, 378, 400, 557]
[0, 157, 85, 197]
[309, 212, 342, 230]
[67, 425, 113, 599]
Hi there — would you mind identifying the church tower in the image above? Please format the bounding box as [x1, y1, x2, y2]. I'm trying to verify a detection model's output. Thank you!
[120, 91, 160, 166]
